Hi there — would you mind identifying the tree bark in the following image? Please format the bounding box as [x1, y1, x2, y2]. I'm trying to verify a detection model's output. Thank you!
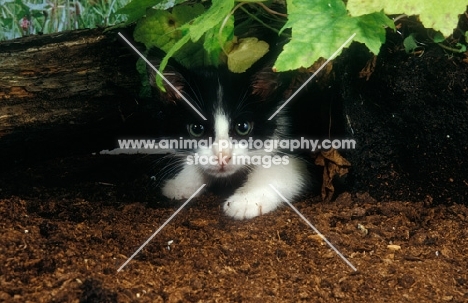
[0, 28, 147, 166]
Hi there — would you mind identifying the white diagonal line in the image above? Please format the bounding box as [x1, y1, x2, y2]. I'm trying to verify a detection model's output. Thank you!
[269, 184, 357, 272]
[268, 33, 356, 120]
[118, 32, 207, 121]
[117, 184, 206, 272]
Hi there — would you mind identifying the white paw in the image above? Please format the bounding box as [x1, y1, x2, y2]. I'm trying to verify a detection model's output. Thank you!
[162, 178, 205, 200]
[223, 189, 282, 219]
[161, 165, 205, 199]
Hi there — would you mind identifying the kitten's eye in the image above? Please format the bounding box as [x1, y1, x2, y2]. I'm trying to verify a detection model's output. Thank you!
[188, 124, 205, 137]
[235, 121, 252, 136]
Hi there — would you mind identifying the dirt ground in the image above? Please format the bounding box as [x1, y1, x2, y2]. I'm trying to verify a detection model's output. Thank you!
[1, 155, 468, 303]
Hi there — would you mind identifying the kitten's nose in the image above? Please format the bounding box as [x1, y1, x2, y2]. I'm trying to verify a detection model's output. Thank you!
[212, 140, 231, 165]
[217, 151, 232, 166]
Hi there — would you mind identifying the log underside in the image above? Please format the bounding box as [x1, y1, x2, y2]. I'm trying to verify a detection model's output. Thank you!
[0, 28, 144, 166]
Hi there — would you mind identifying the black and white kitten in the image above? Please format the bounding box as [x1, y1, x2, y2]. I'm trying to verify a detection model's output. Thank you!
[149, 55, 311, 219]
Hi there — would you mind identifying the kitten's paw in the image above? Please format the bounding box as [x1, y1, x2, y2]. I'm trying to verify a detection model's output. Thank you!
[223, 190, 281, 219]
[162, 178, 204, 200]
[161, 165, 205, 200]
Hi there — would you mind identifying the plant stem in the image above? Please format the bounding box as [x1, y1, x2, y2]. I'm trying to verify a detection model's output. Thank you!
[239, 6, 281, 35]
[438, 43, 465, 53]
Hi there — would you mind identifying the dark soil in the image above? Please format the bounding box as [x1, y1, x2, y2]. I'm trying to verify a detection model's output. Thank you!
[1, 21, 468, 303]
[1, 155, 468, 302]
[338, 34, 468, 204]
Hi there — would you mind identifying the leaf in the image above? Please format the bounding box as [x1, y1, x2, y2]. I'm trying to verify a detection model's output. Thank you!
[274, 0, 393, 71]
[359, 55, 377, 80]
[203, 16, 234, 66]
[174, 40, 211, 68]
[133, 9, 175, 51]
[315, 149, 351, 202]
[403, 33, 418, 53]
[133, 4, 205, 51]
[354, 12, 395, 54]
[347, 0, 467, 37]
[134, 0, 236, 90]
[432, 32, 445, 43]
[183, 0, 234, 42]
[274, 0, 349, 71]
[117, 0, 159, 23]
[455, 43, 467, 53]
[158, 0, 234, 69]
[156, 34, 191, 89]
[227, 37, 269, 73]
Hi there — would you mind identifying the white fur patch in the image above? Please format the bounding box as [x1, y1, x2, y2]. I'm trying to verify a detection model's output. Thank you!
[223, 157, 309, 219]
[214, 112, 230, 141]
[162, 165, 206, 199]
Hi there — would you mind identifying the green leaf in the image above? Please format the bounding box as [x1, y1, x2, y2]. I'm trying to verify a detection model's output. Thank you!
[227, 37, 269, 73]
[347, 0, 467, 37]
[203, 16, 234, 66]
[157, 0, 235, 69]
[182, 0, 235, 42]
[117, 0, 159, 23]
[455, 43, 467, 53]
[274, 0, 393, 71]
[275, 0, 347, 71]
[133, 4, 205, 51]
[432, 32, 445, 43]
[133, 9, 174, 51]
[403, 33, 418, 53]
[354, 12, 395, 54]
[156, 33, 191, 89]
[134, 0, 237, 90]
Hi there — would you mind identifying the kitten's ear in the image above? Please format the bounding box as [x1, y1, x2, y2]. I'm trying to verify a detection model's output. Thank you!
[250, 66, 292, 101]
[146, 53, 187, 105]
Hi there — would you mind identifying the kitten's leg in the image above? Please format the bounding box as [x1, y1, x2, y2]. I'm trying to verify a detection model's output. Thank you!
[162, 165, 206, 200]
[224, 158, 310, 219]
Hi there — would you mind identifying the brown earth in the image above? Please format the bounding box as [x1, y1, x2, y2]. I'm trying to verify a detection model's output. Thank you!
[1, 155, 468, 302]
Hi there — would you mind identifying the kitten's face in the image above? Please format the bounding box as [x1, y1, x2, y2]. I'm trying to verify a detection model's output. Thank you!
[150, 61, 292, 178]
[190, 110, 255, 177]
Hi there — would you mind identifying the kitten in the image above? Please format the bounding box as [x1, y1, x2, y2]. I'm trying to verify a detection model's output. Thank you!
[148, 54, 312, 219]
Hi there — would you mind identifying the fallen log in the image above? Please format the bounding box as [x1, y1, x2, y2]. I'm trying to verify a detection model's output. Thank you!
[0, 27, 147, 167]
